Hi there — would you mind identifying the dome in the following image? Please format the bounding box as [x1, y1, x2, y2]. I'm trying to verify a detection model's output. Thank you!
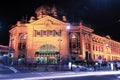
[35, 5, 56, 17]
[34, 5, 67, 22]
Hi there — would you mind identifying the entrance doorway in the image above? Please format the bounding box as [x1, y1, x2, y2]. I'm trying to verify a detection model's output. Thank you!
[35, 44, 60, 64]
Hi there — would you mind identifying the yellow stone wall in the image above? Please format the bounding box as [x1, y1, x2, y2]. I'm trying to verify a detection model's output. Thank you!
[9, 16, 120, 62]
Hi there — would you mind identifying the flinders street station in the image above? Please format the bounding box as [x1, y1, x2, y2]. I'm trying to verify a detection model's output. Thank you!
[8, 5, 120, 64]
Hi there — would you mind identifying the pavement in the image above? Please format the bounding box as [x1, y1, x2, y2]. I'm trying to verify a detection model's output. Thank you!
[1, 63, 119, 73]
[1, 64, 120, 80]
[12, 64, 70, 73]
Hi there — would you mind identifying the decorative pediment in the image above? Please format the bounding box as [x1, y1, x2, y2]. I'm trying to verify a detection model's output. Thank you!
[26, 16, 70, 30]
[30, 16, 67, 27]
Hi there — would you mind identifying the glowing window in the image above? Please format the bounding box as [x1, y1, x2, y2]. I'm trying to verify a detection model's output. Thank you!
[43, 31, 47, 35]
[49, 30, 53, 35]
[36, 30, 40, 35]
[21, 34, 27, 40]
[56, 30, 61, 36]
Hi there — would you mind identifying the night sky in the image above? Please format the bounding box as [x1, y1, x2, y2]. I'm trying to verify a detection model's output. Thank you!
[0, 0, 120, 45]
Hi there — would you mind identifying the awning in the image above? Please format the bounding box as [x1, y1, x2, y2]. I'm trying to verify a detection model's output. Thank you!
[36, 51, 59, 54]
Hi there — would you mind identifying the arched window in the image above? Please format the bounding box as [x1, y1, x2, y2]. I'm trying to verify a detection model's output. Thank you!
[38, 44, 58, 53]
[20, 34, 27, 40]
[19, 34, 27, 50]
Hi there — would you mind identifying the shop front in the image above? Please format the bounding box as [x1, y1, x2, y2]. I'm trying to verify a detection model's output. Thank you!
[35, 51, 59, 64]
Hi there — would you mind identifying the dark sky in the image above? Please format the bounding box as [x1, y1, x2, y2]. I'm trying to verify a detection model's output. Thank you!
[0, 0, 120, 45]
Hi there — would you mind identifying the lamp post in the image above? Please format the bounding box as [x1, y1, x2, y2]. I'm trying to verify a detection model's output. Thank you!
[57, 25, 71, 70]
[58, 37, 62, 70]
[66, 26, 71, 61]
[66, 25, 72, 70]
[58, 37, 62, 61]
[58, 25, 70, 61]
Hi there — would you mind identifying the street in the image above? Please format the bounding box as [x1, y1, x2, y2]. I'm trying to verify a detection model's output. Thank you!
[0, 71, 120, 80]
[44, 75, 120, 80]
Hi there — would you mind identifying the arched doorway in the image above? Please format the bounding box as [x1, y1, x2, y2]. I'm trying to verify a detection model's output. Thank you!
[35, 44, 59, 64]
[18, 33, 27, 65]
[69, 32, 81, 61]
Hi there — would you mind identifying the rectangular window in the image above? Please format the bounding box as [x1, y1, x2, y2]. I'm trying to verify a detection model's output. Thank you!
[56, 30, 61, 36]
[22, 43, 26, 50]
[72, 44, 77, 48]
[43, 31, 47, 36]
[36, 30, 40, 35]
[85, 43, 90, 50]
[49, 30, 53, 36]
[18, 43, 26, 50]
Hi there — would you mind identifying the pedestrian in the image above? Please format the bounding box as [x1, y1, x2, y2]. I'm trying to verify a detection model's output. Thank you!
[110, 62, 114, 71]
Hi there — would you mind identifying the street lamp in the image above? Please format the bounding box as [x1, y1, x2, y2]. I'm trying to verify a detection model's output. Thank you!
[58, 37, 62, 70]
[58, 25, 71, 62]
[58, 37, 62, 61]
[66, 25, 71, 30]
[66, 25, 71, 61]
[66, 25, 72, 70]
[57, 25, 71, 70]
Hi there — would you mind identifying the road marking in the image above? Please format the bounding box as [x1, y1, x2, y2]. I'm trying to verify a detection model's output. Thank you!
[7, 67, 18, 73]
[8, 71, 120, 80]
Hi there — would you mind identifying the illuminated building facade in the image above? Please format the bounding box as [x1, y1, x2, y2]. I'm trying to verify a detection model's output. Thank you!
[9, 6, 120, 64]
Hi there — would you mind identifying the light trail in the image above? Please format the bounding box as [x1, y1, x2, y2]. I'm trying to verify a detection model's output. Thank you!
[9, 71, 120, 80]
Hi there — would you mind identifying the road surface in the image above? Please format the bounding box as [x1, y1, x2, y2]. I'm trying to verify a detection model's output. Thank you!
[0, 71, 120, 80]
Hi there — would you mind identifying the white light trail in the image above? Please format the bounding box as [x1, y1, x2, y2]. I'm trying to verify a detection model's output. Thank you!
[9, 71, 120, 80]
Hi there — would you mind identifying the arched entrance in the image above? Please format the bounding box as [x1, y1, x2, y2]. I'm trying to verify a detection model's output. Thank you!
[35, 44, 59, 64]
[18, 33, 27, 65]
[69, 32, 81, 61]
